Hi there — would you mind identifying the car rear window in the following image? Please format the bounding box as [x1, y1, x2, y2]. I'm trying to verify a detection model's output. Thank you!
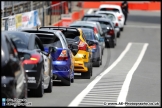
[6, 32, 29, 49]
[82, 16, 102, 21]
[98, 13, 116, 21]
[98, 21, 112, 28]
[37, 35, 63, 48]
[82, 30, 93, 40]
[99, 8, 120, 13]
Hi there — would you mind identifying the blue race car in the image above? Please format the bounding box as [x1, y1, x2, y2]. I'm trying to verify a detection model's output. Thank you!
[21, 29, 77, 86]
[81, 28, 102, 67]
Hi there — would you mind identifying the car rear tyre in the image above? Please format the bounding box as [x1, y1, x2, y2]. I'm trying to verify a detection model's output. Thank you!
[35, 73, 44, 97]
[105, 42, 109, 48]
[82, 63, 91, 79]
[110, 41, 115, 48]
[117, 32, 120, 38]
[93, 58, 100, 67]
[45, 63, 52, 93]
[120, 27, 124, 31]
[90, 62, 93, 76]
[62, 77, 71, 86]
[71, 71, 74, 83]
[100, 56, 102, 65]
[71, 77, 74, 83]
[45, 77, 52, 93]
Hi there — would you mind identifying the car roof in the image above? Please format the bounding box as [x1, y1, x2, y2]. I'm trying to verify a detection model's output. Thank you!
[83, 14, 106, 17]
[70, 21, 98, 25]
[96, 11, 117, 16]
[80, 28, 94, 31]
[70, 24, 96, 28]
[99, 4, 121, 9]
[20, 28, 61, 37]
[3, 31, 31, 38]
[87, 17, 112, 22]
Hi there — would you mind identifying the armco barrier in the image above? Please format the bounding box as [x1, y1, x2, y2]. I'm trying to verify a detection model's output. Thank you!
[83, 2, 160, 11]
[53, 9, 84, 27]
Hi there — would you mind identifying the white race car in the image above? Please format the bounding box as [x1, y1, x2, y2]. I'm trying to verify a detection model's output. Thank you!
[98, 4, 125, 31]
[95, 11, 121, 38]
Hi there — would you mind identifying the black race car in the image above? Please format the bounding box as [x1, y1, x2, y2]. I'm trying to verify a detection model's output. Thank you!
[3, 31, 53, 97]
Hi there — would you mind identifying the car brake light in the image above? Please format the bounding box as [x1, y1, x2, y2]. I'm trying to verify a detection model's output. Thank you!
[90, 44, 97, 49]
[78, 41, 87, 51]
[115, 23, 118, 27]
[57, 50, 68, 61]
[108, 30, 114, 36]
[94, 27, 98, 34]
[23, 54, 41, 64]
[118, 15, 122, 21]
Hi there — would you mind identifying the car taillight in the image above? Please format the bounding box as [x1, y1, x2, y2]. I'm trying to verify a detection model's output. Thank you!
[94, 27, 98, 34]
[90, 44, 97, 49]
[115, 23, 118, 27]
[78, 41, 87, 51]
[108, 30, 114, 36]
[23, 54, 41, 64]
[118, 15, 122, 21]
[57, 50, 68, 61]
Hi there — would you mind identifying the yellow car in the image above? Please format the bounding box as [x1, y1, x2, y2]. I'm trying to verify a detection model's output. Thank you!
[73, 28, 93, 79]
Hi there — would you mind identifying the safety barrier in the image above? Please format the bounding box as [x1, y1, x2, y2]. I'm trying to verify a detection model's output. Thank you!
[82, 1, 160, 11]
[53, 9, 84, 27]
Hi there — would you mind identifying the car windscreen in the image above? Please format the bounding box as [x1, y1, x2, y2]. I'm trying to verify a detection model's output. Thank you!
[37, 34, 63, 48]
[6, 32, 29, 49]
[99, 8, 120, 13]
[82, 16, 102, 21]
[97, 21, 112, 29]
[98, 13, 116, 21]
[82, 29, 93, 40]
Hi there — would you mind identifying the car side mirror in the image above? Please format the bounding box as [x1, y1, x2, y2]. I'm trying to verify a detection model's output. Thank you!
[35, 49, 41, 52]
[20, 57, 25, 61]
[71, 49, 78, 56]
[99, 37, 104, 42]
[49, 46, 56, 53]
[69, 44, 78, 56]
[87, 40, 94, 46]
[41, 51, 49, 56]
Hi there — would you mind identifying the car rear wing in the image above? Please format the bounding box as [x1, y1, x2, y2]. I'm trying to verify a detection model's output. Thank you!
[20, 29, 57, 37]
[39, 26, 78, 31]
[39, 26, 80, 38]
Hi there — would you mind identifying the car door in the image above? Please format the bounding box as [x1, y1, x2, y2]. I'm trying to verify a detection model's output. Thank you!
[93, 32, 102, 58]
[34, 36, 50, 84]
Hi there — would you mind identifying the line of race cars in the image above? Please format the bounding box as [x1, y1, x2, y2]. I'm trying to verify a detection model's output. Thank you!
[1, 4, 126, 106]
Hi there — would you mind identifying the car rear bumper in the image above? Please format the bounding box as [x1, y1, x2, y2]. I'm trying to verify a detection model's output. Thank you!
[74, 60, 88, 72]
[26, 72, 41, 89]
[52, 61, 71, 78]
[53, 71, 70, 79]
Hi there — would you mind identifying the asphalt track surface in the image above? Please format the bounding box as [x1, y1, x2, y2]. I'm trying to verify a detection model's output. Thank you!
[27, 10, 160, 107]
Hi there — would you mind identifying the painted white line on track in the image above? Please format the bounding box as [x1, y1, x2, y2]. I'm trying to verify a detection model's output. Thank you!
[116, 43, 149, 107]
[125, 25, 160, 28]
[68, 43, 132, 106]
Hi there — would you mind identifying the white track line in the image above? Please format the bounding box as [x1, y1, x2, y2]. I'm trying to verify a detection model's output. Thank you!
[68, 43, 132, 106]
[116, 43, 149, 107]
[125, 25, 160, 29]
